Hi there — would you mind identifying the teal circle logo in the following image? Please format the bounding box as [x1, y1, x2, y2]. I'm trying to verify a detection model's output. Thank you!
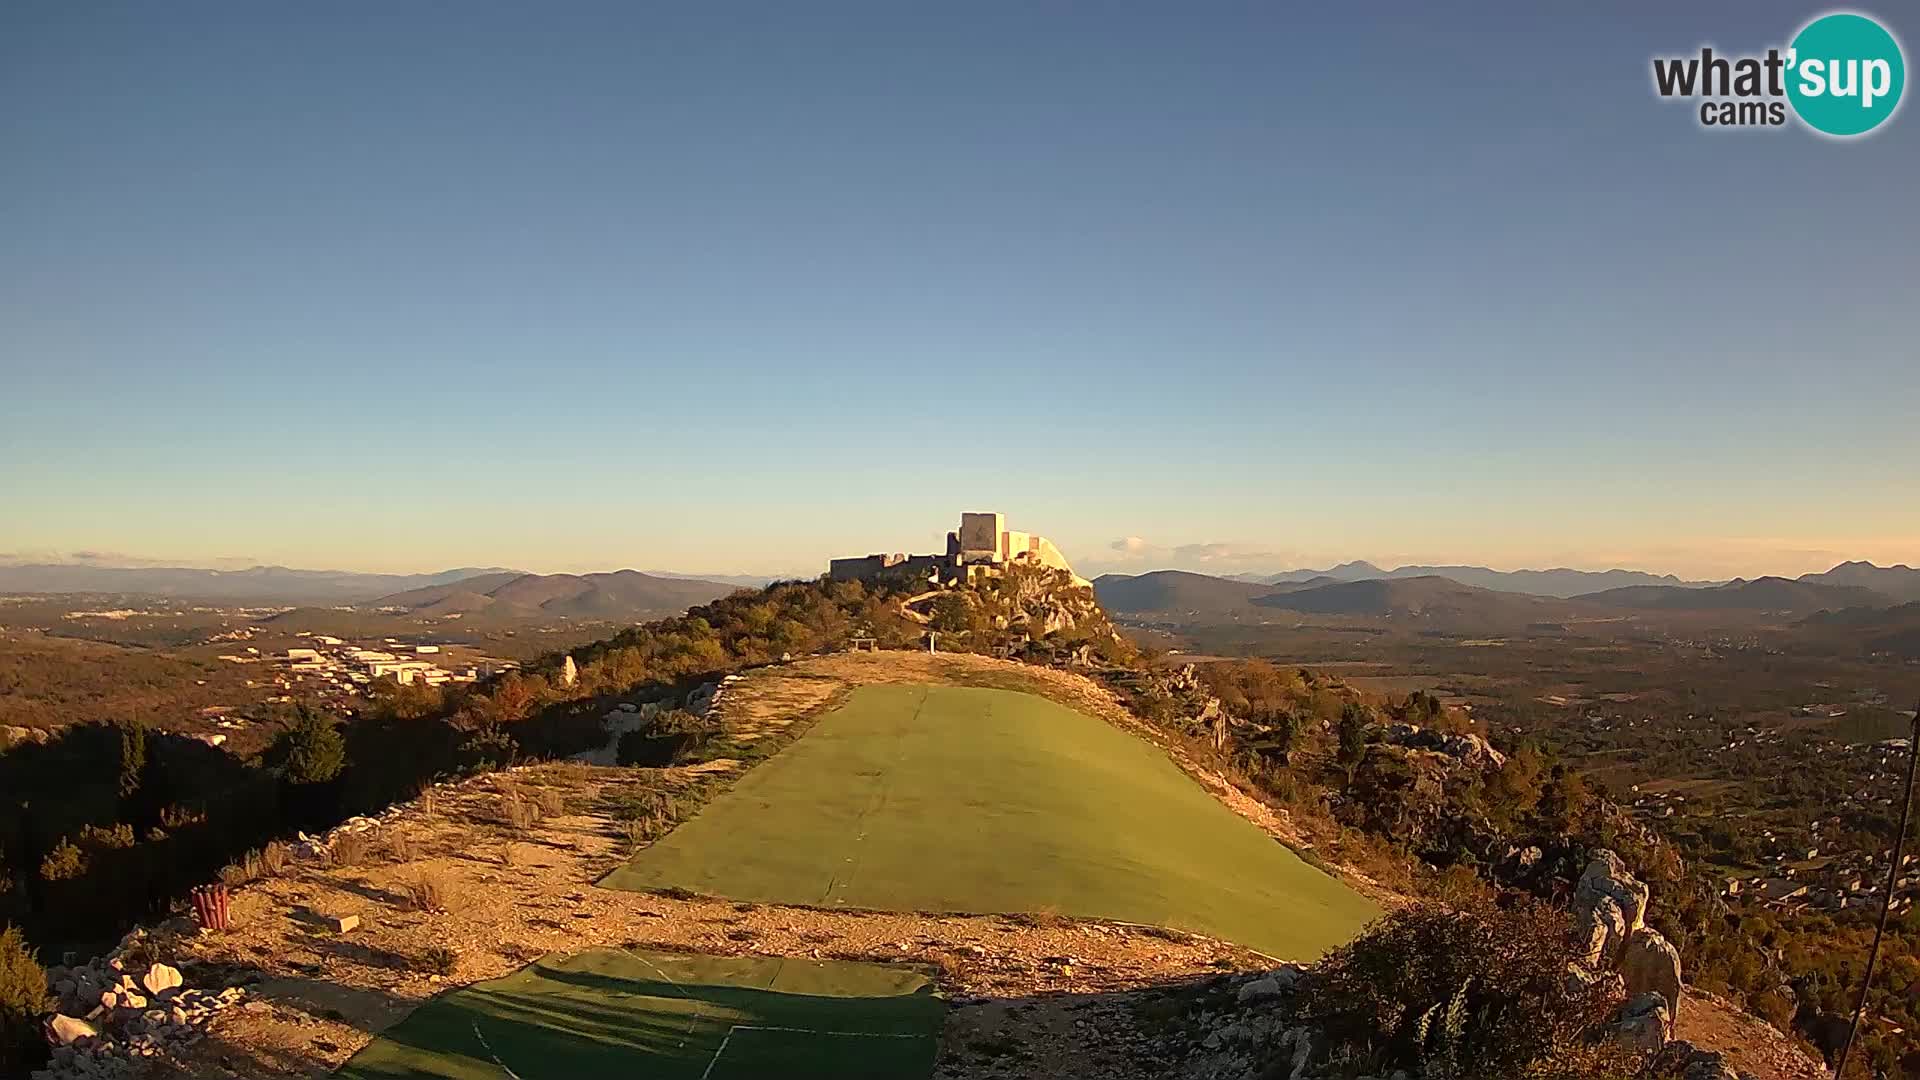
[1787, 12, 1905, 136]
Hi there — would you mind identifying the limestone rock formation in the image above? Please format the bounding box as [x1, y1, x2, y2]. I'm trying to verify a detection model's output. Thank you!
[1573, 849, 1650, 951]
[1566, 848, 1684, 1037]
[39, 927, 249, 1080]
[1377, 722, 1508, 770]
[1565, 961, 1625, 1001]
[1612, 991, 1672, 1053]
[46, 1015, 98, 1046]
[1575, 894, 1628, 967]
[1619, 926, 1684, 1027]
[138, 963, 181, 997]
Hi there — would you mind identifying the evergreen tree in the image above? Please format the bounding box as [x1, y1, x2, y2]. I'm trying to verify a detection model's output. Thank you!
[274, 705, 346, 785]
[1337, 701, 1372, 784]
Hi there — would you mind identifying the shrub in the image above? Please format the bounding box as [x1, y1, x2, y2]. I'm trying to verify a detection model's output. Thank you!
[330, 831, 373, 867]
[614, 791, 678, 847]
[1005, 907, 1067, 930]
[260, 840, 290, 876]
[77, 823, 136, 851]
[621, 819, 654, 850]
[456, 725, 517, 773]
[616, 710, 711, 766]
[1336, 701, 1372, 781]
[1297, 901, 1624, 1079]
[158, 804, 207, 830]
[498, 789, 539, 830]
[404, 871, 452, 912]
[114, 719, 146, 801]
[420, 944, 459, 976]
[615, 729, 652, 767]
[536, 788, 566, 818]
[39, 839, 86, 882]
[0, 925, 51, 1075]
[273, 706, 346, 785]
[385, 832, 418, 864]
[220, 847, 268, 887]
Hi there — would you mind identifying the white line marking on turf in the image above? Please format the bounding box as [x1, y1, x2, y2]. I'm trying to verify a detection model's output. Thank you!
[699, 1026, 923, 1080]
[470, 1020, 525, 1080]
[823, 689, 926, 907]
[617, 948, 705, 1049]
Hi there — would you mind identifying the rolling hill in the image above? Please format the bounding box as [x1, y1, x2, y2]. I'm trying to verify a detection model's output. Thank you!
[1797, 561, 1920, 603]
[371, 569, 738, 620]
[1259, 562, 1714, 598]
[1096, 570, 1555, 624]
[1091, 570, 1272, 616]
[1250, 575, 1555, 620]
[1575, 576, 1889, 613]
[1800, 601, 1920, 658]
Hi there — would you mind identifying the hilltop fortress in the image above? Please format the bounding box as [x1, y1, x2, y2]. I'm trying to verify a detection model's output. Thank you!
[830, 512, 1088, 588]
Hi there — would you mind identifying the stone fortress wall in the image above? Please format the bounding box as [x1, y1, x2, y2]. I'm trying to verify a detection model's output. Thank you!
[830, 511, 1087, 588]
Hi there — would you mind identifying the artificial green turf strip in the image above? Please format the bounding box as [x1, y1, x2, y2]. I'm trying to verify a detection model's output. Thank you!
[602, 684, 1380, 959]
[336, 948, 942, 1079]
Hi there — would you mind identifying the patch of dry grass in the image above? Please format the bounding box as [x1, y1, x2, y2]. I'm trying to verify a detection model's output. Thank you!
[330, 831, 375, 868]
[496, 787, 540, 830]
[403, 870, 454, 913]
[419, 944, 458, 976]
[385, 832, 419, 864]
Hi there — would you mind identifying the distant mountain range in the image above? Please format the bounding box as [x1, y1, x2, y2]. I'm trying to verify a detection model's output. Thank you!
[0, 564, 523, 604]
[1250, 576, 1557, 620]
[1797, 561, 1920, 603]
[1572, 576, 1889, 612]
[0, 561, 759, 615]
[1093, 570, 1558, 623]
[1097, 561, 1920, 625]
[1226, 561, 1713, 598]
[370, 570, 739, 620]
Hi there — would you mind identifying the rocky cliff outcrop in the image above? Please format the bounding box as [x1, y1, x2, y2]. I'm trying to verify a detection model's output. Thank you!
[1377, 722, 1507, 770]
[1574, 849, 1651, 967]
[1571, 848, 1686, 1053]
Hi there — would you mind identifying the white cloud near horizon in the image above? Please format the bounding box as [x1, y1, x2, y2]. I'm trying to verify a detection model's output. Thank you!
[0, 550, 264, 570]
[1085, 536, 1308, 575]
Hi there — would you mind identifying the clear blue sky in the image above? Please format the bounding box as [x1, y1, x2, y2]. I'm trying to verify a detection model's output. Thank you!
[2, 2, 1914, 579]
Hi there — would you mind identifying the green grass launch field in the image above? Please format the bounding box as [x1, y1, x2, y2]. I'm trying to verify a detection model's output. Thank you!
[338, 948, 942, 1079]
[604, 684, 1378, 959]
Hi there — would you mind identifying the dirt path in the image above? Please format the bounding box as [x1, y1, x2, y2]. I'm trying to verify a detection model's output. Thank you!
[1678, 989, 1828, 1080]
